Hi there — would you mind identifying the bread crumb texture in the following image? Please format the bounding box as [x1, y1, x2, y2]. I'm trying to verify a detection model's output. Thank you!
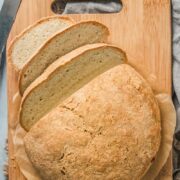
[10, 17, 73, 69]
[20, 44, 125, 131]
[24, 64, 161, 180]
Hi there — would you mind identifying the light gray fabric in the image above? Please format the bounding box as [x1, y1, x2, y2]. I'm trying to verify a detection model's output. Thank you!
[172, 0, 180, 177]
[64, 0, 121, 14]
[173, 0, 180, 104]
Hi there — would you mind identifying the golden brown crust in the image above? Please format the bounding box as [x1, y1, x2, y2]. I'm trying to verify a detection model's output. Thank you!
[18, 21, 110, 95]
[7, 15, 75, 72]
[19, 43, 126, 131]
[24, 64, 161, 180]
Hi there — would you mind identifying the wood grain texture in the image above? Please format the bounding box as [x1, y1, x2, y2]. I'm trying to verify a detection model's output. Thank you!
[6, 0, 172, 179]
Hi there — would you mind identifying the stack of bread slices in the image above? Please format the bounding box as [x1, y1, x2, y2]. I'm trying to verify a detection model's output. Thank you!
[8, 16, 175, 180]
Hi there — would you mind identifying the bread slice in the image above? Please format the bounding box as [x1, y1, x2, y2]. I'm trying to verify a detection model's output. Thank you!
[19, 21, 109, 95]
[19, 43, 127, 131]
[8, 16, 74, 70]
[24, 64, 160, 180]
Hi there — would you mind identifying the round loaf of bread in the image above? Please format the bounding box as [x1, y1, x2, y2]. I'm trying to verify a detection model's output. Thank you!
[24, 64, 161, 180]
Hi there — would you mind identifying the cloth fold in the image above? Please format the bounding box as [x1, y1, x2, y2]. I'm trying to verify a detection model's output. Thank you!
[63, 0, 121, 14]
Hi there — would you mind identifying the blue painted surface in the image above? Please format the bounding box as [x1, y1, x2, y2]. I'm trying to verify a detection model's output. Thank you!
[0, 0, 3, 11]
[0, 51, 7, 179]
[0, 0, 8, 179]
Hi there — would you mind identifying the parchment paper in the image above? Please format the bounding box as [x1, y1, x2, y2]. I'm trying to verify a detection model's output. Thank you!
[143, 94, 176, 180]
[11, 93, 176, 180]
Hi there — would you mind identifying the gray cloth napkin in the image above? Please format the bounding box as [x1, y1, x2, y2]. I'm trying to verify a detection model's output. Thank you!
[172, 0, 180, 178]
[173, 0, 180, 138]
[64, 0, 121, 14]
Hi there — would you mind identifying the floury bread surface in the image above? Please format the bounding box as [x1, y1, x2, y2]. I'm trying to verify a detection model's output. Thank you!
[19, 21, 109, 94]
[8, 16, 74, 70]
[24, 64, 161, 180]
[19, 44, 126, 131]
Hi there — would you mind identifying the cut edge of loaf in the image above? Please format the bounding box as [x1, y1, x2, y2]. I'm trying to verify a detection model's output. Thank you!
[19, 43, 127, 131]
[7, 15, 75, 71]
[21, 43, 126, 101]
[18, 21, 110, 95]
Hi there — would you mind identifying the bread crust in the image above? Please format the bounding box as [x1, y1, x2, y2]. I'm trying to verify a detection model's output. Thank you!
[7, 15, 75, 71]
[24, 64, 161, 180]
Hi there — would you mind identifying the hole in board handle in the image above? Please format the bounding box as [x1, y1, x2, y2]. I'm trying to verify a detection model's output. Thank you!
[51, 0, 122, 14]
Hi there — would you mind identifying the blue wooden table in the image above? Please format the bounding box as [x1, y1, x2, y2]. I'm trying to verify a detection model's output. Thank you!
[0, 1, 8, 179]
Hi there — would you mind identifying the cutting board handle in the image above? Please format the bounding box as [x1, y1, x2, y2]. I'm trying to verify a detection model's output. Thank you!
[51, 0, 126, 14]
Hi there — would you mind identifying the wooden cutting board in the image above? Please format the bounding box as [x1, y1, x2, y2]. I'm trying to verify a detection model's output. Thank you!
[7, 0, 172, 179]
